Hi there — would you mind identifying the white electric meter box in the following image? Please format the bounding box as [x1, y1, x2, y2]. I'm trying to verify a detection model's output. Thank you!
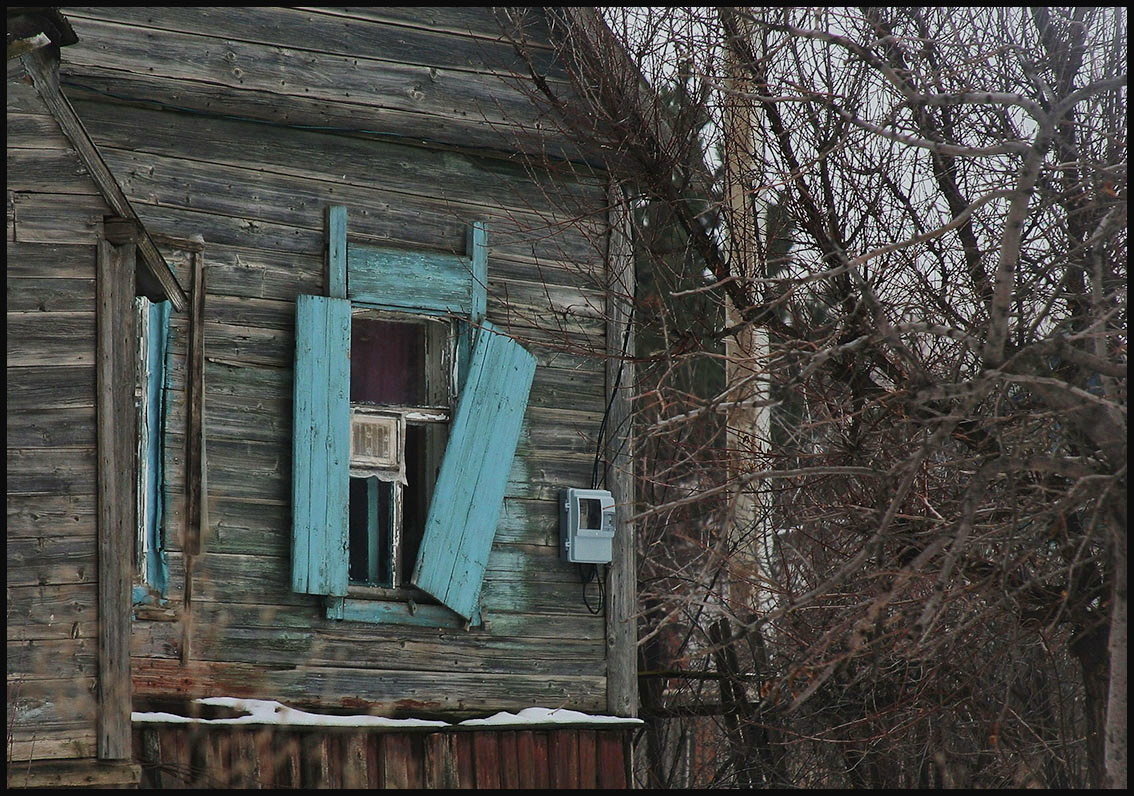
[561, 488, 616, 564]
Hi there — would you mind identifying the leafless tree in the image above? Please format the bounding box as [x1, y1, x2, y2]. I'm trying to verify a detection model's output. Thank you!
[499, 6, 1126, 788]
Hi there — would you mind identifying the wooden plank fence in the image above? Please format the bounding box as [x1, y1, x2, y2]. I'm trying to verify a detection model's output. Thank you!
[133, 724, 632, 789]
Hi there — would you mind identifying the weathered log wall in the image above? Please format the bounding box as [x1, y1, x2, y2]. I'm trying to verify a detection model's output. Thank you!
[55, 7, 620, 719]
[6, 57, 104, 764]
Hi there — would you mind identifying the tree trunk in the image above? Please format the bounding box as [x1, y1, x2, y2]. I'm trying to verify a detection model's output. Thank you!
[1104, 512, 1127, 789]
[1071, 621, 1110, 788]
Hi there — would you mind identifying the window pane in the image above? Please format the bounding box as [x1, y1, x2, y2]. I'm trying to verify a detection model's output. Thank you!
[580, 498, 604, 530]
[349, 477, 392, 586]
[351, 318, 425, 405]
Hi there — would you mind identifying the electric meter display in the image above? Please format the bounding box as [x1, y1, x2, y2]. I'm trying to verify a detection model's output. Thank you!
[561, 488, 616, 564]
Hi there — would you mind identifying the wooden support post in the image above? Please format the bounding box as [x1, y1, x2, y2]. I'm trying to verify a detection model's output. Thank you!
[605, 183, 637, 719]
[327, 205, 348, 299]
[468, 220, 488, 327]
[96, 223, 138, 762]
[182, 247, 207, 664]
[721, 10, 773, 617]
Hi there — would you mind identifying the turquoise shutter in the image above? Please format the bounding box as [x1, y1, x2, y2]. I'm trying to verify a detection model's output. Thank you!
[412, 322, 536, 620]
[292, 294, 351, 596]
[141, 299, 171, 594]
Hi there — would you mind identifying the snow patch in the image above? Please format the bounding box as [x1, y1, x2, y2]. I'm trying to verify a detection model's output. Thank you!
[458, 707, 642, 726]
[132, 698, 642, 728]
[132, 697, 446, 728]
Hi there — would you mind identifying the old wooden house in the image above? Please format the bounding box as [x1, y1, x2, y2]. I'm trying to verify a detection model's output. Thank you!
[7, 7, 637, 788]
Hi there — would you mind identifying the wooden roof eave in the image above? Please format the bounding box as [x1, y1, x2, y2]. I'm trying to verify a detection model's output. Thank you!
[18, 46, 189, 312]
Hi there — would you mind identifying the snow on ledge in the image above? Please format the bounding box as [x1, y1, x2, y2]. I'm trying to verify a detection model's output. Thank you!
[132, 698, 643, 729]
[132, 697, 447, 728]
[458, 707, 642, 727]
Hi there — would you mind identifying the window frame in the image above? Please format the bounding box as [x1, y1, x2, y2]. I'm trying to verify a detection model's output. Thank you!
[346, 309, 457, 596]
[292, 210, 535, 628]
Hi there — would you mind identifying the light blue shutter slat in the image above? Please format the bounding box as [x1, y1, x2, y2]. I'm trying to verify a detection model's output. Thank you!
[412, 322, 536, 620]
[348, 244, 473, 315]
[292, 294, 351, 596]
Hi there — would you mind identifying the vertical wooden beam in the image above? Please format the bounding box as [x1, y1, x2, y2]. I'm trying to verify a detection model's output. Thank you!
[182, 246, 207, 665]
[327, 205, 348, 299]
[96, 229, 137, 762]
[721, 8, 774, 617]
[468, 220, 488, 326]
[605, 183, 638, 720]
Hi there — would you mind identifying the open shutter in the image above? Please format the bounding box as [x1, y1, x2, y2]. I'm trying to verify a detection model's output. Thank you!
[412, 322, 536, 619]
[292, 294, 351, 596]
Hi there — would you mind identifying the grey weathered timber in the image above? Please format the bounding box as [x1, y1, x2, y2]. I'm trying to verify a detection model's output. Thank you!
[95, 233, 136, 760]
[21, 49, 186, 310]
[604, 185, 638, 719]
[180, 247, 208, 666]
[59, 8, 588, 163]
[10, 13, 641, 782]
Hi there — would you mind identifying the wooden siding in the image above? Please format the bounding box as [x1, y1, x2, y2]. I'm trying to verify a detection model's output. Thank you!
[6, 57, 104, 763]
[132, 724, 632, 789]
[58, 7, 579, 163]
[52, 6, 627, 724]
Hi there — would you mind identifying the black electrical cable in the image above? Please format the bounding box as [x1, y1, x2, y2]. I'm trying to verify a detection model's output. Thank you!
[580, 563, 604, 615]
[590, 280, 636, 490]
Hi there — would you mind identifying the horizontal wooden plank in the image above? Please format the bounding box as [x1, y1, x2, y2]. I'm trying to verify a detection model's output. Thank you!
[6, 583, 99, 641]
[6, 446, 97, 498]
[58, 9, 597, 165]
[160, 420, 597, 504]
[130, 657, 608, 717]
[5, 66, 49, 115]
[67, 97, 603, 223]
[62, 14, 553, 126]
[6, 405, 97, 448]
[167, 544, 605, 622]
[6, 147, 96, 194]
[6, 670, 97, 761]
[10, 192, 107, 244]
[61, 72, 569, 172]
[7, 735, 97, 763]
[174, 343, 604, 415]
[88, 144, 603, 270]
[158, 489, 563, 558]
[137, 601, 604, 676]
[6, 310, 97, 365]
[67, 6, 561, 76]
[7, 276, 96, 313]
[6, 364, 96, 411]
[7, 759, 142, 789]
[165, 379, 601, 461]
[5, 240, 97, 279]
[198, 245, 324, 301]
[321, 6, 557, 46]
[5, 112, 73, 151]
[6, 493, 97, 539]
[7, 533, 98, 587]
[8, 641, 98, 683]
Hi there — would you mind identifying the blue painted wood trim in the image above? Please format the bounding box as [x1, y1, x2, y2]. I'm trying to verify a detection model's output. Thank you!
[347, 243, 473, 315]
[327, 205, 348, 300]
[324, 597, 480, 629]
[144, 300, 171, 595]
[292, 295, 351, 596]
[412, 321, 536, 620]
